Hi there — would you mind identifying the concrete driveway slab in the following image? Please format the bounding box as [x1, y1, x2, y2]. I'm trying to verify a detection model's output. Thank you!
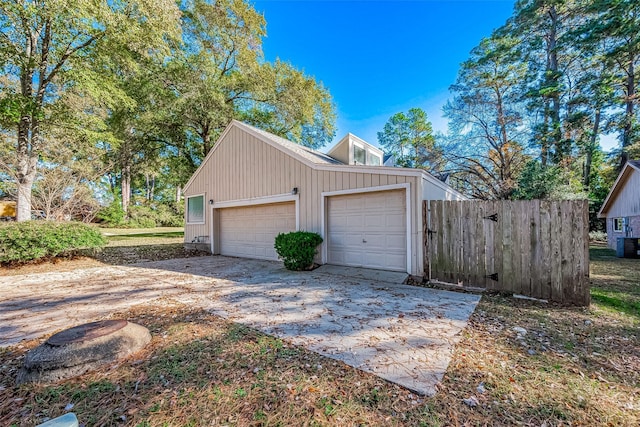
[0, 256, 480, 396]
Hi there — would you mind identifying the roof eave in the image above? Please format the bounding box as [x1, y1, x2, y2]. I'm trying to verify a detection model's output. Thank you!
[597, 162, 639, 218]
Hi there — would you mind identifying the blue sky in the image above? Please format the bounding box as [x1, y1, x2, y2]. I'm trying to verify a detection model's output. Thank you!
[253, 0, 517, 151]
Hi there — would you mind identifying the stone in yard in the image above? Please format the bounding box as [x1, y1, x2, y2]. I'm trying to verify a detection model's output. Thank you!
[17, 320, 151, 384]
[513, 326, 527, 336]
[463, 396, 479, 407]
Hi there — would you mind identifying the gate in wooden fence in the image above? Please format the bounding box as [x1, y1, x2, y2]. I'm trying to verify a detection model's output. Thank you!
[424, 200, 590, 306]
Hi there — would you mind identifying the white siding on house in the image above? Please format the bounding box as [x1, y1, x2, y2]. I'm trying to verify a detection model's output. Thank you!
[605, 169, 640, 217]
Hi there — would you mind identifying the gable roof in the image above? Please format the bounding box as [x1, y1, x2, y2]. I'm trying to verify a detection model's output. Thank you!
[243, 123, 343, 165]
[183, 120, 466, 199]
[598, 160, 640, 218]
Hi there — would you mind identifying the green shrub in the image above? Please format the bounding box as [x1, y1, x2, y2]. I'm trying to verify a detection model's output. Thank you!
[127, 205, 157, 228]
[589, 231, 607, 242]
[96, 201, 184, 228]
[96, 201, 126, 227]
[153, 202, 184, 227]
[274, 231, 323, 271]
[0, 221, 106, 263]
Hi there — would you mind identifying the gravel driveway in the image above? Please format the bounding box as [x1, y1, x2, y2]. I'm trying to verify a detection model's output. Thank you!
[0, 256, 480, 396]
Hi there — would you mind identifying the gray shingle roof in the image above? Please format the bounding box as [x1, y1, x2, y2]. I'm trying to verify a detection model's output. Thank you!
[236, 121, 344, 165]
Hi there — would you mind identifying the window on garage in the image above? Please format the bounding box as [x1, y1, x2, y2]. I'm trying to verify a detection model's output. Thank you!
[187, 195, 205, 224]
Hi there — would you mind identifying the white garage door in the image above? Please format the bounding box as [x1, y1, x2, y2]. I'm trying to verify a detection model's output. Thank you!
[218, 202, 296, 261]
[326, 190, 407, 271]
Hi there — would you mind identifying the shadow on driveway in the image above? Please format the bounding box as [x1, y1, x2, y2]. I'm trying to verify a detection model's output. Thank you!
[0, 256, 480, 395]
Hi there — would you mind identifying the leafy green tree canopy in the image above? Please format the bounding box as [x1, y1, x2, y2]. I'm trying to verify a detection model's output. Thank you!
[377, 108, 441, 171]
[0, 0, 181, 220]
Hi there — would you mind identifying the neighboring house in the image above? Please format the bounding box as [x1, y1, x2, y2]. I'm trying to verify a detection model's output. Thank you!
[182, 120, 466, 276]
[598, 160, 640, 249]
[383, 153, 396, 167]
[0, 200, 16, 221]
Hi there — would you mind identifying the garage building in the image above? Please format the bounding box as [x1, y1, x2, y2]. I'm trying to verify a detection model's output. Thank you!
[183, 120, 465, 276]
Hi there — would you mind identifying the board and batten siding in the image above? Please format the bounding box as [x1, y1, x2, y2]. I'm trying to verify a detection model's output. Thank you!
[184, 125, 454, 275]
[605, 169, 640, 217]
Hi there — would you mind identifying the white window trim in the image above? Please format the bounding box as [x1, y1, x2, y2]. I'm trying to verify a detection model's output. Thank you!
[186, 193, 206, 225]
[352, 142, 367, 165]
[320, 183, 412, 274]
[367, 152, 382, 165]
[209, 193, 300, 254]
[613, 217, 624, 232]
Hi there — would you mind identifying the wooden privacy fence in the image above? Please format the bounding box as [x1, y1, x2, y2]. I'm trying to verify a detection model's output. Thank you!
[424, 200, 590, 306]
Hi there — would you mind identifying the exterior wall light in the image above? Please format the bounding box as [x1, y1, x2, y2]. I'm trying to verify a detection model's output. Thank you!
[291, 187, 298, 195]
[208, 199, 214, 205]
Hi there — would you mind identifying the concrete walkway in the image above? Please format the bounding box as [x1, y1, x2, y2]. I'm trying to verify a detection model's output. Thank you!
[0, 256, 480, 396]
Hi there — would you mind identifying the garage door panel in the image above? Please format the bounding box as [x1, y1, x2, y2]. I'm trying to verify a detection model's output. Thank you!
[341, 250, 364, 265]
[385, 213, 405, 226]
[327, 190, 407, 272]
[363, 215, 386, 227]
[219, 202, 295, 261]
[346, 215, 365, 227]
[363, 233, 404, 250]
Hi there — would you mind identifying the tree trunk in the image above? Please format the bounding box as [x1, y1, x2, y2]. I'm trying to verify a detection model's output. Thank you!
[202, 122, 212, 156]
[121, 165, 131, 217]
[15, 114, 39, 221]
[621, 55, 635, 167]
[16, 173, 36, 221]
[540, 104, 549, 166]
[175, 185, 181, 203]
[584, 108, 601, 190]
[145, 174, 155, 201]
[547, 5, 564, 164]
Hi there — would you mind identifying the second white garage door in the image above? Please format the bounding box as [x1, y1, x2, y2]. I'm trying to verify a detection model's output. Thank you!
[326, 190, 407, 271]
[218, 202, 296, 261]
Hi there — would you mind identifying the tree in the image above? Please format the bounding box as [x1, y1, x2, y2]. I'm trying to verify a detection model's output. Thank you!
[377, 108, 442, 171]
[161, 0, 335, 158]
[95, 0, 336, 216]
[581, 0, 640, 166]
[0, 0, 180, 221]
[444, 35, 530, 200]
[508, 0, 600, 169]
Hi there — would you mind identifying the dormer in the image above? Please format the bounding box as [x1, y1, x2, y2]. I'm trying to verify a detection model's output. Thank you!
[327, 133, 384, 166]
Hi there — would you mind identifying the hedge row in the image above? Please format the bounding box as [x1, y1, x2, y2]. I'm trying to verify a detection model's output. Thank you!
[96, 201, 184, 228]
[0, 221, 106, 263]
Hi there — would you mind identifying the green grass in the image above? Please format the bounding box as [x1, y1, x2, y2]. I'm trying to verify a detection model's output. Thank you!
[106, 231, 184, 240]
[590, 245, 640, 319]
[99, 227, 184, 236]
[100, 227, 185, 249]
[591, 288, 640, 317]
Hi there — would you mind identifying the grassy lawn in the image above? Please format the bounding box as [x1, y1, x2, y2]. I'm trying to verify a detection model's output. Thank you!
[0, 245, 638, 425]
[99, 227, 184, 236]
[99, 227, 184, 247]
